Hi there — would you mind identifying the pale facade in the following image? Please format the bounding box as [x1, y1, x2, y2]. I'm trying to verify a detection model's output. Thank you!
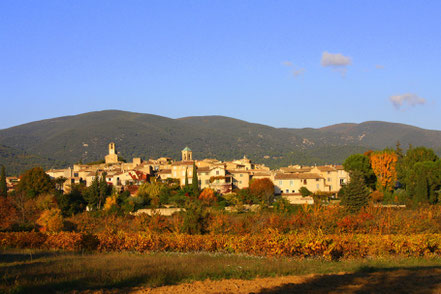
[273, 173, 326, 195]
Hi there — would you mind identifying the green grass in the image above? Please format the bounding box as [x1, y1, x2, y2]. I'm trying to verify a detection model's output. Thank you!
[2, 249, 441, 293]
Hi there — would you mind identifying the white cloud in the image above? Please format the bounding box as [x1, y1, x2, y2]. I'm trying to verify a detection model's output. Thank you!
[321, 51, 352, 67]
[389, 93, 426, 109]
[375, 64, 385, 69]
[293, 68, 305, 77]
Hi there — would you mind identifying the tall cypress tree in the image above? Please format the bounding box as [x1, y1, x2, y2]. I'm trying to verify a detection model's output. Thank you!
[85, 172, 100, 209]
[0, 165, 7, 197]
[340, 170, 370, 213]
[99, 172, 108, 209]
[192, 162, 199, 196]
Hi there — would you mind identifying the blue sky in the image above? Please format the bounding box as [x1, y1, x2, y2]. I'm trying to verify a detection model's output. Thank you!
[1, 1, 440, 130]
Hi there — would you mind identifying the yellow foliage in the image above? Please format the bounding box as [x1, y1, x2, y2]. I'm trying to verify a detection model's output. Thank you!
[104, 195, 118, 211]
[370, 150, 398, 191]
[36, 208, 63, 232]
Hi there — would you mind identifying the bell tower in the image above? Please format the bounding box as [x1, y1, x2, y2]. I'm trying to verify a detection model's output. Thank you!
[105, 142, 119, 164]
[181, 146, 192, 161]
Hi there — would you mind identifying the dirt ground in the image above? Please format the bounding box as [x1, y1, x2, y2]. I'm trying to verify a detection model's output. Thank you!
[79, 267, 441, 294]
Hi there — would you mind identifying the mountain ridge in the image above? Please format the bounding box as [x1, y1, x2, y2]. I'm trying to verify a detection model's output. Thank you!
[1, 110, 440, 175]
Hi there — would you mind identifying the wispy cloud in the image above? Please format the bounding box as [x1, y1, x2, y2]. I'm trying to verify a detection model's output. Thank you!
[282, 61, 305, 78]
[321, 51, 352, 76]
[293, 68, 305, 77]
[375, 64, 385, 69]
[389, 93, 426, 110]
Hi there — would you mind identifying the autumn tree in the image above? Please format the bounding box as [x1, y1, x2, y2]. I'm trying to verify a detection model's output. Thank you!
[0, 197, 18, 230]
[17, 167, 54, 198]
[0, 165, 7, 197]
[369, 150, 398, 191]
[343, 153, 376, 189]
[249, 178, 275, 205]
[36, 208, 63, 232]
[340, 170, 370, 213]
[198, 188, 216, 206]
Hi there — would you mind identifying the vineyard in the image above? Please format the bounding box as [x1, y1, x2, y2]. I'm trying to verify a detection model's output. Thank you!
[3, 204, 441, 260]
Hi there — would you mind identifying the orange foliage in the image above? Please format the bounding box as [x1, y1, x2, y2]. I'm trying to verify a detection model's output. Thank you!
[249, 178, 274, 204]
[370, 150, 398, 191]
[0, 197, 18, 231]
[36, 208, 63, 232]
[103, 195, 118, 211]
[370, 191, 384, 202]
[2, 231, 441, 259]
[199, 188, 216, 205]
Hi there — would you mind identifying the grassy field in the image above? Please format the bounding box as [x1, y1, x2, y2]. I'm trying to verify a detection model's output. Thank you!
[2, 250, 441, 293]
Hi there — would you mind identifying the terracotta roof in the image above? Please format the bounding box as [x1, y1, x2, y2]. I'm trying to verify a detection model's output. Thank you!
[171, 161, 194, 166]
[157, 169, 172, 174]
[316, 166, 337, 172]
[280, 167, 312, 173]
[197, 167, 210, 172]
[274, 173, 324, 180]
[228, 170, 250, 174]
[252, 172, 272, 177]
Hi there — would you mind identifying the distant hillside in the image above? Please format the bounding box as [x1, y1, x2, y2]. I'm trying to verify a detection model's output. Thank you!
[1, 110, 441, 175]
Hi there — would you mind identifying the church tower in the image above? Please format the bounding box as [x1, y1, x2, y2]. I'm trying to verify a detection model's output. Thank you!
[105, 142, 119, 164]
[181, 146, 192, 161]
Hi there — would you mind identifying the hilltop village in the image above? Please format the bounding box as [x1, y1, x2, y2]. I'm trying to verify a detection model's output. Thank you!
[45, 143, 350, 204]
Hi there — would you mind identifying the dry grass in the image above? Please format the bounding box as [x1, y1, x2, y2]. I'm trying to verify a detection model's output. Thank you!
[2, 249, 441, 293]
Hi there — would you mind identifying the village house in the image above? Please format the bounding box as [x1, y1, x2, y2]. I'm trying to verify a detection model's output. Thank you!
[45, 142, 349, 201]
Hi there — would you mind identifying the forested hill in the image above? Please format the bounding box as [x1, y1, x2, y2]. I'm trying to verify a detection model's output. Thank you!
[1, 110, 441, 175]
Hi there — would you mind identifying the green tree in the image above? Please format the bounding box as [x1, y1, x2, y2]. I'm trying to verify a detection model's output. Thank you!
[17, 167, 54, 198]
[407, 161, 441, 204]
[56, 184, 87, 216]
[98, 172, 110, 209]
[84, 172, 100, 209]
[191, 162, 199, 196]
[340, 170, 370, 213]
[397, 146, 439, 190]
[343, 154, 376, 189]
[299, 187, 312, 197]
[0, 165, 7, 197]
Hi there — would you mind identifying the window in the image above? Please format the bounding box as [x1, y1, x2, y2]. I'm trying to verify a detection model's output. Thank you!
[239, 181, 242, 184]
[316, 178, 319, 182]
[290, 180, 293, 186]
[286, 189, 289, 193]
[340, 179, 345, 185]
[205, 180, 209, 184]
[303, 179, 307, 184]
[216, 170, 219, 175]
[316, 184, 319, 189]
[292, 190, 295, 193]
[279, 180, 283, 185]
[240, 174, 243, 177]
[327, 178, 331, 182]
